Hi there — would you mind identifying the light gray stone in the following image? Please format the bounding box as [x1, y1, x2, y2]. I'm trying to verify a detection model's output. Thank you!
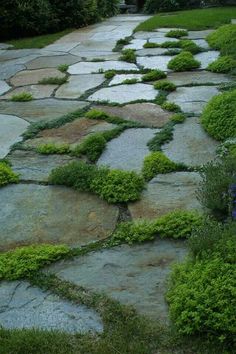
[0, 49, 40, 62]
[10, 68, 65, 86]
[165, 70, 232, 86]
[46, 238, 187, 322]
[137, 56, 173, 71]
[232, 19, 236, 24]
[97, 128, 159, 172]
[192, 39, 209, 49]
[0, 63, 25, 80]
[26, 54, 80, 69]
[156, 28, 185, 33]
[108, 74, 142, 86]
[186, 30, 214, 39]
[195, 51, 220, 69]
[136, 48, 167, 56]
[55, 74, 105, 99]
[0, 84, 57, 100]
[43, 43, 79, 52]
[0, 281, 103, 334]
[0, 184, 119, 251]
[129, 172, 203, 219]
[162, 117, 218, 166]
[71, 41, 116, 55]
[0, 80, 11, 95]
[88, 83, 157, 104]
[68, 60, 138, 74]
[0, 114, 29, 158]
[124, 39, 146, 50]
[0, 43, 13, 49]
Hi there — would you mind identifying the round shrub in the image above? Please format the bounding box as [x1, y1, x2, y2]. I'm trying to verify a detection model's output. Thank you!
[0, 162, 19, 187]
[179, 39, 201, 54]
[207, 56, 236, 73]
[142, 152, 178, 181]
[168, 51, 200, 71]
[154, 80, 176, 92]
[207, 24, 236, 57]
[201, 89, 236, 141]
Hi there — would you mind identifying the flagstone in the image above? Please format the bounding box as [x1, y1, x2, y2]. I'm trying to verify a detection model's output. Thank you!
[195, 50, 220, 69]
[108, 74, 143, 85]
[165, 70, 232, 86]
[186, 30, 214, 39]
[136, 48, 167, 56]
[0, 84, 57, 100]
[0, 80, 11, 95]
[124, 39, 146, 50]
[68, 60, 138, 74]
[137, 56, 173, 71]
[10, 68, 66, 86]
[26, 54, 80, 69]
[0, 63, 25, 80]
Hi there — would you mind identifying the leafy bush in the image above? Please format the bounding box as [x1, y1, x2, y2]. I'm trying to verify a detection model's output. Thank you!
[73, 133, 107, 162]
[179, 39, 201, 54]
[142, 70, 166, 82]
[201, 89, 236, 141]
[207, 56, 236, 73]
[38, 76, 67, 85]
[119, 49, 136, 63]
[0, 244, 70, 280]
[161, 101, 181, 112]
[171, 113, 186, 123]
[168, 51, 200, 71]
[11, 92, 33, 102]
[166, 29, 188, 38]
[207, 24, 236, 59]
[57, 64, 69, 73]
[0, 162, 19, 187]
[36, 143, 70, 154]
[142, 152, 178, 180]
[154, 80, 176, 92]
[97, 0, 119, 18]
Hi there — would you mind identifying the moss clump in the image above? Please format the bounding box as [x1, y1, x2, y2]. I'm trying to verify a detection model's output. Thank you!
[161, 101, 181, 112]
[171, 113, 186, 123]
[0, 162, 19, 187]
[207, 24, 236, 59]
[73, 133, 107, 162]
[161, 41, 180, 48]
[104, 70, 116, 79]
[142, 152, 179, 181]
[36, 143, 70, 155]
[119, 49, 136, 63]
[38, 76, 67, 85]
[179, 39, 201, 54]
[143, 42, 160, 48]
[166, 29, 188, 38]
[168, 51, 200, 71]
[57, 64, 69, 73]
[122, 78, 138, 84]
[11, 92, 33, 102]
[154, 80, 176, 92]
[142, 69, 166, 82]
[207, 56, 236, 73]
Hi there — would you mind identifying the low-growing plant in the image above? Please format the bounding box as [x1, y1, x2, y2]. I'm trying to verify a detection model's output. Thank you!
[207, 56, 236, 73]
[148, 122, 175, 151]
[179, 39, 201, 54]
[161, 41, 180, 48]
[0, 162, 19, 187]
[38, 76, 67, 85]
[11, 92, 33, 102]
[142, 152, 179, 181]
[163, 49, 181, 56]
[155, 92, 167, 105]
[57, 64, 69, 73]
[171, 113, 186, 123]
[113, 37, 131, 52]
[122, 78, 138, 84]
[104, 70, 116, 79]
[142, 69, 166, 82]
[168, 51, 200, 71]
[0, 244, 70, 280]
[154, 80, 176, 92]
[36, 143, 70, 155]
[161, 101, 181, 112]
[143, 42, 160, 48]
[207, 24, 236, 59]
[119, 49, 136, 63]
[73, 133, 107, 162]
[85, 109, 140, 127]
[166, 29, 188, 38]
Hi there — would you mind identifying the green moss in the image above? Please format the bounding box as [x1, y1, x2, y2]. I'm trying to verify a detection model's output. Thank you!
[36, 143, 70, 155]
[85, 109, 140, 126]
[166, 29, 188, 38]
[161, 41, 180, 48]
[168, 51, 200, 71]
[11, 92, 33, 102]
[179, 39, 201, 54]
[73, 133, 107, 162]
[207, 24, 236, 59]
[154, 80, 176, 92]
[142, 70, 166, 82]
[161, 101, 181, 112]
[104, 70, 116, 79]
[148, 122, 175, 151]
[171, 113, 186, 123]
[142, 152, 179, 180]
[57, 64, 69, 73]
[207, 56, 236, 73]
[0, 162, 19, 187]
[119, 49, 136, 63]
[38, 76, 67, 85]
[122, 78, 139, 84]
[143, 42, 160, 48]
[113, 37, 131, 52]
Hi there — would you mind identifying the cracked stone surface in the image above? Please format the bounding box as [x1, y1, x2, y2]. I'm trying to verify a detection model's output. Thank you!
[68, 60, 138, 74]
[0, 184, 119, 251]
[26, 54, 80, 69]
[136, 47, 167, 56]
[137, 56, 173, 71]
[129, 172, 203, 219]
[0, 80, 11, 95]
[165, 71, 232, 86]
[88, 83, 157, 104]
[97, 128, 159, 172]
[0, 114, 29, 158]
[10, 68, 66, 86]
[124, 39, 146, 50]
[0, 84, 58, 100]
[162, 117, 219, 166]
[46, 238, 187, 322]
[0, 63, 25, 80]
[195, 51, 220, 69]
[108, 74, 143, 86]
[0, 281, 103, 334]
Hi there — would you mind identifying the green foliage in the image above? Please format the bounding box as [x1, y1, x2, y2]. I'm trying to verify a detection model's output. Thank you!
[207, 24, 236, 59]
[207, 56, 236, 73]
[179, 39, 201, 54]
[148, 122, 175, 151]
[113, 37, 131, 52]
[57, 64, 69, 73]
[168, 51, 200, 71]
[0, 162, 19, 187]
[85, 109, 109, 120]
[122, 78, 138, 84]
[166, 29, 188, 38]
[171, 113, 186, 123]
[161, 101, 181, 112]
[36, 143, 70, 154]
[111, 220, 156, 245]
[119, 49, 136, 63]
[201, 89, 236, 141]
[163, 48, 181, 56]
[143, 42, 160, 48]
[85, 109, 140, 127]
[161, 41, 180, 48]
[104, 70, 116, 79]
[11, 92, 33, 102]
[142, 70, 166, 82]
[73, 133, 107, 162]
[38, 76, 67, 85]
[0, 244, 70, 280]
[154, 80, 176, 92]
[142, 152, 178, 180]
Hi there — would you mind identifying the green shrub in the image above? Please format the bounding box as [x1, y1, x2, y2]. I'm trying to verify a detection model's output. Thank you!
[142, 70, 166, 82]
[143, 42, 160, 48]
[85, 109, 109, 120]
[36, 143, 70, 154]
[201, 89, 236, 141]
[122, 78, 138, 84]
[168, 51, 200, 71]
[104, 70, 116, 79]
[11, 92, 33, 102]
[57, 64, 69, 73]
[154, 80, 176, 92]
[171, 113, 186, 123]
[38, 76, 67, 85]
[73, 133, 106, 162]
[119, 49, 136, 63]
[207, 56, 236, 73]
[0, 244, 70, 280]
[179, 39, 201, 54]
[207, 24, 236, 59]
[161, 101, 181, 112]
[161, 41, 180, 48]
[113, 37, 131, 51]
[166, 29, 188, 38]
[97, 0, 119, 18]
[85, 109, 134, 126]
[163, 48, 181, 56]
[142, 152, 178, 180]
[0, 162, 19, 187]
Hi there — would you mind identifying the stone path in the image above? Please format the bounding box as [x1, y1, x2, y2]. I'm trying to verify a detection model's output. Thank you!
[0, 15, 234, 333]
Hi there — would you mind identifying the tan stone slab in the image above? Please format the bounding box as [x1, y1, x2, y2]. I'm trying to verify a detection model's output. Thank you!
[10, 68, 65, 86]
[0, 84, 57, 100]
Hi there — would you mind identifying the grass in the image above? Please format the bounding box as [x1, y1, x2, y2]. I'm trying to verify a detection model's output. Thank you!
[135, 7, 236, 32]
[38, 76, 67, 85]
[119, 49, 136, 63]
[7, 29, 73, 49]
[57, 64, 69, 73]
[11, 92, 33, 102]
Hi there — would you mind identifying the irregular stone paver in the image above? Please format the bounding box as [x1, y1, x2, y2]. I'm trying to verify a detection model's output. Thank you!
[134, 31, 167, 40]
[165, 70, 232, 86]
[0, 63, 25, 80]
[0, 84, 57, 100]
[68, 60, 138, 74]
[195, 50, 220, 69]
[129, 172, 203, 219]
[88, 83, 157, 104]
[97, 128, 159, 172]
[71, 41, 116, 54]
[0, 114, 29, 158]
[0, 281, 103, 334]
[124, 39, 146, 50]
[108, 74, 143, 86]
[167, 86, 219, 114]
[0, 99, 89, 123]
[186, 30, 214, 39]
[137, 56, 173, 71]
[147, 37, 179, 45]
[0, 49, 40, 62]
[93, 103, 173, 128]
[0, 43, 13, 49]
[55, 74, 105, 99]
[10, 68, 66, 86]
[46, 238, 187, 322]
[26, 54, 80, 69]
[136, 47, 167, 56]
[43, 43, 79, 52]
[0, 80, 11, 95]
[0, 184, 119, 251]
[192, 39, 209, 49]
[162, 117, 218, 166]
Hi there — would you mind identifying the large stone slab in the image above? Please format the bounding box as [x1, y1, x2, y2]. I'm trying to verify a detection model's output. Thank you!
[68, 60, 138, 74]
[0, 281, 103, 334]
[137, 56, 173, 71]
[93, 103, 173, 128]
[129, 172, 202, 219]
[0, 184, 119, 251]
[162, 117, 218, 166]
[0, 49, 40, 62]
[26, 54, 80, 69]
[88, 83, 157, 104]
[10, 68, 65, 86]
[55, 74, 105, 99]
[108, 74, 143, 86]
[0, 63, 25, 80]
[71, 41, 116, 55]
[0, 99, 89, 123]
[43, 43, 79, 52]
[124, 39, 146, 50]
[147, 37, 179, 45]
[195, 51, 220, 69]
[136, 48, 167, 56]
[97, 128, 159, 172]
[192, 39, 209, 49]
[0, 84, 57, 100]
[0, 114, 29, 158]
[165, 70, 232, 86]
[186, 30, 214, 39]
[0, 80, 10, 95]
[47, 238, 187, 322]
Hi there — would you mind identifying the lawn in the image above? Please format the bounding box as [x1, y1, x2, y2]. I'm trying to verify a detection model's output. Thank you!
[135, 7, 236, 32]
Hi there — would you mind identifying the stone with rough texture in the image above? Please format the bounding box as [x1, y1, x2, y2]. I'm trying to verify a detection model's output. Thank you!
[109, 74, 142, 86]
[165, 70, 232, 86]
[0, 99, 89, 123]
[0, 84, 57, 100]
[137, 56, 173, 71]
[186, 30, 214, 39]
[0, 80, 11, 95]
[0, 281, 103, 334]
[136, 48, 167, 56]
[68, 60, 138, 74]
[0, 49, 40, 61]
[195, 51, 220, 69]
[93, 103, 173, 128]
[10, 68, 65, 86]
[0, 63, 25, 80]
[88, 83, 157, 104]
[97, 128, 159, 172]
[43, 43, 79, 52]
[55, 74, 105, 99]
[162, 117, 218, 166]
[124, 39, 146, 50]
[0, 114, 29, 158]
[129, 172, 202, 219]
[192, 39, 209, 49]
[46, 239, 187, 322]
[26, 54, 80, 69]
[0, 184, 119, 251]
